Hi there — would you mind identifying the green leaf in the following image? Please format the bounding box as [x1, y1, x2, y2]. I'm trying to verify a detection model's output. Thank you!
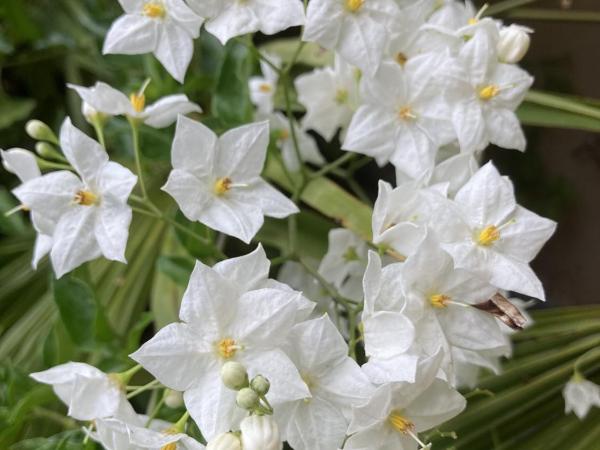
[0, 96, 35, 130]
[173, 211, 218, 259]
[157, 255, 195, 287]
[52, 275, 97, 348]
[260, 38, 333, 68]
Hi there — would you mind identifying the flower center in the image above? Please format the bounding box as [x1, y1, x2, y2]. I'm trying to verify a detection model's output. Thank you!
[343, 246, 360, 261]
[214, 177, 232, 195]
[388, 411, 414, 434]
[74, 190, 99, 206]
[478, 84, 500, 101]
[130, 93, 146, 113]
[335, 88, 349, 104]
[477, 225, 500, 246]
[398, 106, 416, 121]
[345, 0, 364, 12]
[160, 444, 176, 450]
[259, 83, 272, 93]
[395, 52, 408, 66]
[217, 338, 238, 359]
[430, 293, 451, 309]
[143, 2, 166, 18]
[278, 128, 290, 141]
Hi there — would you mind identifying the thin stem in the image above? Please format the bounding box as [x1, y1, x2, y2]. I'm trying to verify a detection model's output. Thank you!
[310, 152, 356, 179]
[145, 391, 167, 427]
[91, 116, 106, 148]
[36, 158, 72, 171]
[128, 118, 150, 200]
[485, 0, 540, 15]
[296, 257, 359, 308]
[126, 379, 162, 399]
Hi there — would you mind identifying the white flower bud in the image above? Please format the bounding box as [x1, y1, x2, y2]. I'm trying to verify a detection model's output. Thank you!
[250, 375, 270, 396]
[221, 361, 249, 391]
[497, 25, 532, 64]
[25, 120, 58, 144]
[207, 432, 242, 450]
[82, 102, 108, 125]
[240, 415, 282, 450]
[164, 389, 184, 408]
[236, 387, 259, 410]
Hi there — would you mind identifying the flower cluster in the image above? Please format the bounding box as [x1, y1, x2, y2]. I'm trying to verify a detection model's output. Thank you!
[1, 0, 569, 449]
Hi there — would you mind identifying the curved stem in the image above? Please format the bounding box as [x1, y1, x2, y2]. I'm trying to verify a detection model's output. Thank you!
[128, 118, 150, 200]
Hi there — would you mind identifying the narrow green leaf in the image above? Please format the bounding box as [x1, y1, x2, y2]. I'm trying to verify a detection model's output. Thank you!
[52, 276, 96, 348]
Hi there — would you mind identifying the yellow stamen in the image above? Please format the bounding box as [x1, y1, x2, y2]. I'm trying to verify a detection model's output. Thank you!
[130, 93, 146, 113]
[468, 17, 478, 25]
[335, 88, 349, 104]
[258, 83, 272, 93]
[279, 129, 290, 140]
[160, 444, 176, 450]
[477, 225, 500, 246]
[143, 2, 166, 19]
[395, 52, 408, 66]
[478, 84, 500, 101]
[430, 294, 451, 309]
[398, 106, 416, 121]
[388, 411, 415, 434]
[214, 177, 232, 196]
[217, 338, 238, 359]
[346, 0, 364, 12]
[74, 190, 98, 206]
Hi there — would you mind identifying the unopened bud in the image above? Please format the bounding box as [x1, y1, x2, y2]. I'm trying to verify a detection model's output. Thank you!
[240, 415, 282, 450]
[221, 361, 249, 391]
[82, 102, 109, 125]
[207, 432, 242, 450]
[497, 25, 532, 64]
[35, 142, 62, 161]
[236, 387, 259, 411]
[164, 389, 184, 408]
[250, 375, 270, 396]
[25, 120, 58, 144]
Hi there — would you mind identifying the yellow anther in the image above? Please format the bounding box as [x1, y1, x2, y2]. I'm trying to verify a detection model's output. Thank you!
[143, 2, 166, 19]
[214, 177, 232, 196]
[388, 411, 415, 434]
[258, 83, 272, 93]
[395, 52, 408, 66]
[478, 84, 500, 101]
[217, 338, 238, 359]
[74, 190, 99, 206]
[477, 225, 500, 246]
[346, 0, 364, 12]
[279, 129, 290, 140]
[160, 444, 176, 450]
[398, 106, 416, 121]
[335, 88, 349, 104]
[468, 17, 478, 25]
[430, 294, 451, 309]
[130, 93, 146, 113]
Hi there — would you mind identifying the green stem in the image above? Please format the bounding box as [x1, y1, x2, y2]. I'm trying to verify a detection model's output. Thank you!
[525, 90, 600, 122]
[91, 116, 107, 148]
[36, 158, 72, 171]
[128, 118, 150, 200]
[507, 8, 600, 22]
[145, 391, 167, 427]
[310, 152, 355, 179]
[126, 379, 162, 399]
[296, 257, 359, 309]
[485, 0, 540, 15]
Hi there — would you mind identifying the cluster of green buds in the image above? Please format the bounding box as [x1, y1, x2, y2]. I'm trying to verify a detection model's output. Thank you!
[24, 119, 68, 169]
[220, 361, 273, 415]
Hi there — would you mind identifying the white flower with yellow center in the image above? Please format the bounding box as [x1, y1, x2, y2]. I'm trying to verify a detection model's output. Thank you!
[295, 54, 360, 141]
[343, 54, 455, 179]
[13, 118, 137, 278]
[249, 54, 281, 116]
[269, 112, 324, 172]
[1, 148, 55, 268]
[162, 116, 298, 243]
[68, 80, 201, 128]
[303, 0, 399, 76]
[186, 0, 305, 45]
[440, 162, 557, 300]
[130, 250, 310, 441]
[276, 316, 374, 450]
[563, 374, 600, 420]
[345, 352, 466, 450]
[103, 0, 204, 83]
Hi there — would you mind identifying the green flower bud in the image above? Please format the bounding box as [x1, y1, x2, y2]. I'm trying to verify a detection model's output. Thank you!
[221, 361, 249, 391]
[25, 120, 58, 144]
[34, 142, 62, 161]
[250, 375, 270, 396]
[164, 389, 184, 408]
[236, 387, 260, 411]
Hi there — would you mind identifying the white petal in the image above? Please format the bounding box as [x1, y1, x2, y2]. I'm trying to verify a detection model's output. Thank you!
[233, 179, 299, 219]
[103, 14, 158, 55]
[161, 169, 213, 222]
[171, 115, 217, 176]
[216, 121, 269, 181]
[1, 148, 40, 182]
[363, 311, 415, 358]
[68, 375, 122, 420]
[198, 195, 265, 243]
[59, 118, 108, 185]
[452, 99, 487, 153]
[154, 21, 195, 83]
[498, 206, 557, 262]
[205, 4, 259, 45]
[67, 82, 133, 116]
[94, 200, 132, 263]
[485, 108, 526, 151]
[407, 379, 466, 432]
[253, 0, 305, 35]
[143, 95, 201, 128]
[213, 244, 270, 292]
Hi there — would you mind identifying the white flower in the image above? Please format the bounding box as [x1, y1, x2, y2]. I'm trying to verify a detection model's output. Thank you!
[207, 432, 242, 450]
[440, 162, 557, 300]
[318, 228, 367, 289]
[68, 81, 201, 128]
[249, 54, 281, 116]
[241, 415, 282, 450]
[30, 362, 136, 421]
[343, 54, 455, 178]
[162, 116, 298, 243]
[303, 0, 399, 75]
[13, 118, 137, 277]
[446, 26, 533, 152]
[187, 0, 305, 45]
[103, 0, 204, 83]
[563, 376, 600, 420]
[1, 148, 55, 268]
[345, 352, 466, 450]
[130, 249, 310, 440]
[295, 55, 360, 141]
[497, 24, 532, 64]
[269, 112, 324, 172]
[276, 316, 374, 450]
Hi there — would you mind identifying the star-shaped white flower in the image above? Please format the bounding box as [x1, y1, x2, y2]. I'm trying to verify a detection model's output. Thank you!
[1, 148, 54, 268]
[303, 0, 399, 75]
[343, 55, 455, 178]
[563, 375, 600, 420]
[440, 162, 557, 300]
[318, 228, 368, 289]
[68, 81, 201, 128]
[30, 362, 137, 422]
[295, 54, 360, 141]
[186, 0, 305, 45]
[162, 116, 299, 243]
[130, 249, 311, 441]
[103, 0, 204, 83]
[276, 316, 374, 450]
[249, 54, 281, 116]
[345, 352, 466, 450]
[269, 112, 324, 172]
[13, 118, 137, 277]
